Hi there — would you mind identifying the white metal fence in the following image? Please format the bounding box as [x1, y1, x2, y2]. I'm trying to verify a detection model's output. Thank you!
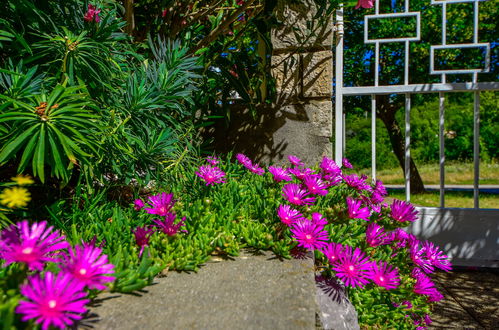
[333, 0, 499, 266]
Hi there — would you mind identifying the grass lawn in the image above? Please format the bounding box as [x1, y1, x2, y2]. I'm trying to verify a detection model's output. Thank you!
[353, 162, 499, 208]
[387, 191, 499, 209]
[356, 162, 499, 185]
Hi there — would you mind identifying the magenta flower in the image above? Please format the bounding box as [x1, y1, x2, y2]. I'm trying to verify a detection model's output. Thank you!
[290, 220, 329, 251]
[236, 153, 252, 167]
[153, 213, 186, 236]
[342, 157, 353, 169]
[195, 165, 226, 185]
[303, 175, 329, 195]
[288, 167, 315, 181]
[373, 180, 388, 197]
[16, 271, 90, 330]
[365, 223, 392, 247]
[413, 272, 444, 302]
[268, 166, 292, 182]
[390, 199, 418, 222]
[288, 155, 304, 167]
[346, 197, 370, 221]
[133, 226, 154, 257]
[84, 4, 101, 23]
[144, 192, 175, 217]
[368, 261, 400, 290]
[321, 242, 344, 265]
[0, 220, 69, 271]
[408, 239, 435, 274]
[342, 174, 371, 192]
[320, 156, 342, 177]
[62, 244, 115, 290]
[421, 241, 452, 272]
[332, 245, 372, 288]
[355, 0, 375, 9]
[206, 156, 220, 166]
[249, 163, 265, 175]
[282, 183, 316, 206]
[277, 205, 304, 226]
[134, 199, 145, 211]
[311, 212, 328, 226]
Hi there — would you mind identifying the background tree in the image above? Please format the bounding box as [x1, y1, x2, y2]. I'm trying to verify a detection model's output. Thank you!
[341, 0, 498, 193]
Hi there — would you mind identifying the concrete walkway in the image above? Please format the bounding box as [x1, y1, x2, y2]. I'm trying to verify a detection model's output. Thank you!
[430, 269, 499, 329]
[79, 250, 318, 330]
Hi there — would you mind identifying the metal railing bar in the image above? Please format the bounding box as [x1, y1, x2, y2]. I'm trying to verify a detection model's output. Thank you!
[405, 94, 411, 202]
[334, 5, 344, 165]
[341, 82, 499, 95]
[473, 89, 480, 209]
[439, 92, 445, 208]
[371, 95, 376, 182]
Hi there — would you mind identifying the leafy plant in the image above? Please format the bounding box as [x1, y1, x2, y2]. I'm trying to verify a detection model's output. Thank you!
[0, 84, 101, 183]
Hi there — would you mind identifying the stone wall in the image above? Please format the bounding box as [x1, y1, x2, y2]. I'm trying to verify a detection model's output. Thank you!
[211, 0, 333, 166]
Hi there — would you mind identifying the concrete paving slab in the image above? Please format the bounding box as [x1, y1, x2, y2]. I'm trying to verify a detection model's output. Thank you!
[79, 250, 317, 330]
[430, 270, 499, 329]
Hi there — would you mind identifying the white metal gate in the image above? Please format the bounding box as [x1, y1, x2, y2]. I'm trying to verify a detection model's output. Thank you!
[333, 0, 499, 266]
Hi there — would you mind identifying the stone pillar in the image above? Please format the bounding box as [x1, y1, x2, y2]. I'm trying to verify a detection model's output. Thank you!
[209, 0, 333, 166]
[269, 0, 333, 166]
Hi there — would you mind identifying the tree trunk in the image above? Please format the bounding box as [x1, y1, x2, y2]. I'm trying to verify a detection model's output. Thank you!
[377, 96, 426, 194]
[124, 0, 135, 35]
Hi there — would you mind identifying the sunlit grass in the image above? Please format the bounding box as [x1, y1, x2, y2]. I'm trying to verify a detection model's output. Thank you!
[356, 162, 499, 185]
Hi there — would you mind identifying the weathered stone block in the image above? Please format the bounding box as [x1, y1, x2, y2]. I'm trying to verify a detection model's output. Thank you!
[272, 53, 300, 100]
[271, 0, 333, 51]
[301, 51, 333, 98]
[270, 101, 332, 166]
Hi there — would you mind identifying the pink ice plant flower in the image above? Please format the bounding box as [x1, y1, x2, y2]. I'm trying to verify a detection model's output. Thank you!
[342, 157, 353, 169]
[134, 199, 145, 211]
[408, 239, 435, 274]
[196, 165, 226, 185]
[133, 226, 154, 257]
[62, 244, 115, 290]
[355, 0, 375, 9]
[346, 197, 371, 221]
[365, 223, 392, 247]
[390, 199, 419, 223]
[288, 155, 304, 167]
[236, 153, 252, 167]
[282, 183, 316, 206]
[303, 175, 329, 195]
[321, 242, 344, 265]
[144, 192, 175, 217]
[320, 156, 342, 177]
[84, 4, 101, 23]
[413, 272, 444, 302]
[268, 166, 292, 182]
[288, 167, 315, 181]
[153, 213, 187, 236]
[16, 271, 90, 330]
[311, 212, 328, 226]
[368, 261, 400, 290]
[342, 174, 371, 192]
[248, 163, 265, 175]
[277, 205, 304, 226]
[421, 241, 452, 272]
[332, 245, 372, 288]
[206, 156, 220, 166]
[290, 220, 329, 251]
[0, 220, 69, 271]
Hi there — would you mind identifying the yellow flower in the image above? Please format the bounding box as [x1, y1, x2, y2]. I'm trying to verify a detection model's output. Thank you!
[11, 175, 35, 185]
[0, 187, 31, 208]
